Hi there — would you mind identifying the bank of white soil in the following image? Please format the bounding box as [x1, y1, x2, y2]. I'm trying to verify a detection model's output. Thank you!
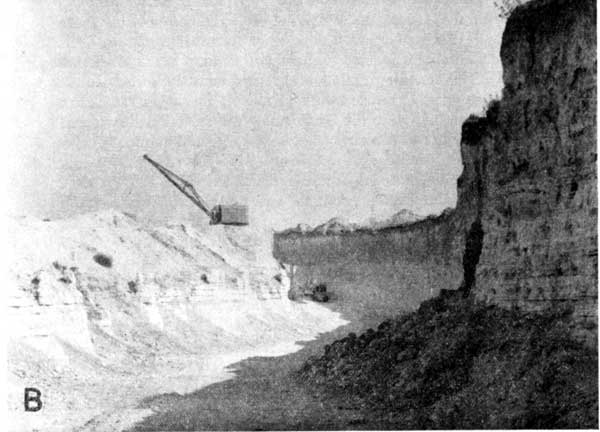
[7, 210, 346, 431]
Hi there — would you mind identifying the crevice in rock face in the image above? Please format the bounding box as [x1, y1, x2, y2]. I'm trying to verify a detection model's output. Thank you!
[461, 219, 484, 297]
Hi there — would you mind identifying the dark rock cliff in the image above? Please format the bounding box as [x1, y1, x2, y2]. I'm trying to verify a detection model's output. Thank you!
[465, 0, 597, 340]
[274, 0, 597, 342]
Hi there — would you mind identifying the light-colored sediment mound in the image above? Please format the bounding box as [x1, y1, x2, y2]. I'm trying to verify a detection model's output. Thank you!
[7, 210, 346, 432]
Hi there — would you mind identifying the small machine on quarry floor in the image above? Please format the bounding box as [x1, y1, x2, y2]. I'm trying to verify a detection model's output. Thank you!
[304, 283, 329, 302]
[286, 264, 330, 303]
[143, 154, 249, 226]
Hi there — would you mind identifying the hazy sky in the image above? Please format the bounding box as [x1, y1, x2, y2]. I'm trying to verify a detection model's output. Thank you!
[11, 0, 505, 229]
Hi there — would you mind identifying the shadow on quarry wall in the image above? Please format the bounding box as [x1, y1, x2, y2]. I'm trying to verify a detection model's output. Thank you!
[460, 220, 484, 297]
[273, 217, 485, 334]
[273, 210, 472, 329]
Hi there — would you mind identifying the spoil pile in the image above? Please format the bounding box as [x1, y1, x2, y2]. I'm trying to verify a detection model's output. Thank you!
[300, 293, 598, 429]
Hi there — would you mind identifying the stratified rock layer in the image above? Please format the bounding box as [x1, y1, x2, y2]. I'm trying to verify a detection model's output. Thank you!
[470, 0, 597, 339]
[274, 0, 597, 343]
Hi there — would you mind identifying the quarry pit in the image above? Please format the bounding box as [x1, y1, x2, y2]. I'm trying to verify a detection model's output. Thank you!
[7, 0, 597, 430]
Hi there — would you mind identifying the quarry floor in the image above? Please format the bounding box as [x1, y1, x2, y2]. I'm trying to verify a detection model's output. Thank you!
[84, 300, 389, 432]
[128, 326, 365, 431]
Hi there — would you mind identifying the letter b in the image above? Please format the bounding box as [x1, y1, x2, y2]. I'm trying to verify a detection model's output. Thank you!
[24, 387, 42, 412]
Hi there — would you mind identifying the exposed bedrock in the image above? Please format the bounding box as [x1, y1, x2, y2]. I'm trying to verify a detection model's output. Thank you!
[274, 0, 597, 343]
[472, 0, 597, 341]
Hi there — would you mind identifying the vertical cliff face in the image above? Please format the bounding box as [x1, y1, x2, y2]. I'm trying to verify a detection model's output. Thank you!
[460, 0, 597, 337]
[274, 213, 468, 326]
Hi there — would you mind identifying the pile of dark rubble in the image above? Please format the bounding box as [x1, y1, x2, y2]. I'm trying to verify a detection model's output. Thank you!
[299, 293, 598, 429]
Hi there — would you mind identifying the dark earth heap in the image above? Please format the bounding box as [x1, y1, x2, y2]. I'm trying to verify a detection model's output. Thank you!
[299, 293, 598, 429]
